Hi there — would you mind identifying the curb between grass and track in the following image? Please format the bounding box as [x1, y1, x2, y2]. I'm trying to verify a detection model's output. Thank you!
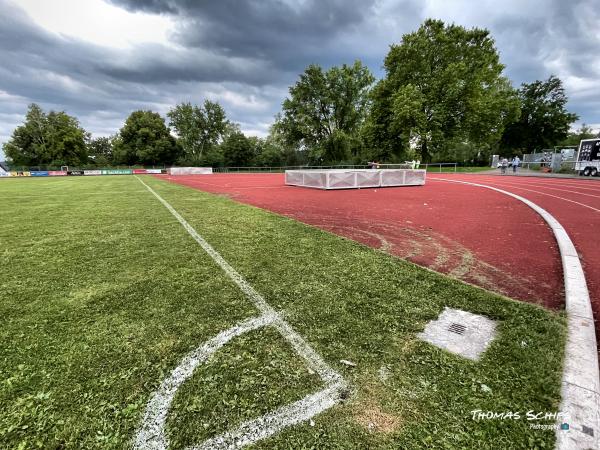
[433, 177, 600, 450]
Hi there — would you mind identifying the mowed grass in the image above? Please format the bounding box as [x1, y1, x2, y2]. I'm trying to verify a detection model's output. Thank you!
[0, 176, 565, 449]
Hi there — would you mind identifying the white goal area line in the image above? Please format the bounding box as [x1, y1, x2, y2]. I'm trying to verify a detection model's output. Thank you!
[133, 176, 346, 450]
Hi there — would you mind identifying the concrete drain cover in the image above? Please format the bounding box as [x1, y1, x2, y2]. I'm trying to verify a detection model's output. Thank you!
[418, 308, 497, 361]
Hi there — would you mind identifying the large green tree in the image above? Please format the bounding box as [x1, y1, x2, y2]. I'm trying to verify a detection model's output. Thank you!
[113, 111, 179, 165]
[3, 104, 89, 167]
[167, 100, 229, 163]
[87, 136, 113, 166]
[253, 136, 286, 166]
[370, 19, 520, 162]
[278, 61, 374, 163]
[221, 131, 254, 166]
[501, 76, 579, 152]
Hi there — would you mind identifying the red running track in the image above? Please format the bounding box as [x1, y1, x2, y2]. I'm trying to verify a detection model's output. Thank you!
[159, 172, 567, 312]
[430, 174, 600, 336]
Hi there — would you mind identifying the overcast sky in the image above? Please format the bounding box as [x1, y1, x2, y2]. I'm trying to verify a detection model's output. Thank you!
[1, 0, 599, 158]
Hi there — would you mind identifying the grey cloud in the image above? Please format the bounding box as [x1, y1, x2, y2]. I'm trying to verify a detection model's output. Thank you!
[109, 0, 383, 71]
[1, 0, 600, 160]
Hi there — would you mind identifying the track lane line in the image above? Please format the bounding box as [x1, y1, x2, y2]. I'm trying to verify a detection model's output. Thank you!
[465, 176, 600, 192]
[468, 179, 600, 201]
[431, 177, 600, 213]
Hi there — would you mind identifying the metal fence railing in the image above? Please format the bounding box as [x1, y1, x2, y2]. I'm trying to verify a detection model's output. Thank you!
[214, 163, 458, 173]
[4, 162, 461, 175]
[421, 162, 458, 173]
[213, 165, 370, 173]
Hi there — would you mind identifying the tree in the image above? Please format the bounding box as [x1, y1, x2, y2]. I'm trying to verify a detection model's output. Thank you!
[221, 131, 254, 166]
[113, 111, 179, 165]
[87, 136, 113, 166]
[558, 124, 597, 147]
[370, 19, 520, 162]
[253, 136, 286, 166]
[3, 103, 89, 167]
[167, 100, 229, 162]
[279, 61, 374, 163]
[501, 76, 578, 152]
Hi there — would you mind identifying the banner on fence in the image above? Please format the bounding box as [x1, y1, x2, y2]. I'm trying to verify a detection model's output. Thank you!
[146, 169, 163, 174]
[30, 171, 49, 176]
[101, 169, 133, 175]
[48, 171, 67, 176]
[84, 170, 102, 176]
[133, 169, 148, 174]
[68, 170, 84, 176]
[10, 171, 31, 176]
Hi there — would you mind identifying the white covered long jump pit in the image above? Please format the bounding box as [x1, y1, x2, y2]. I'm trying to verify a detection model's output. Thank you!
[285, 168, 426, 189]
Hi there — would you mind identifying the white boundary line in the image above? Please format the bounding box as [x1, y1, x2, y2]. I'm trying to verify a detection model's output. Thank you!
[192, 380, 345, 450]
[433, 177, 600, 450]
[134, 316, 272, 450]
[481, 180, 600, 200]
[133, 176, 346, 449]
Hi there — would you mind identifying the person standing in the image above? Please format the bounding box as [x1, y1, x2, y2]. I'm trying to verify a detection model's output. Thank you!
[500, 157, 508, 174]
[512, 156, 520, 173]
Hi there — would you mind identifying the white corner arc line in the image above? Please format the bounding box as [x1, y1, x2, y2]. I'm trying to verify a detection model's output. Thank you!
[133, 176, 346, 449]
[134, 316, 273, 450]
[190, 380, 345, 450]
[434, 177, 599, 450]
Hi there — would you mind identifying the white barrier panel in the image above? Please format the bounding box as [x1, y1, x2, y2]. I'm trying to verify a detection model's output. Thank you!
[285, 169, 426, 190]
[168, 167, 213, 175]
[84, 170, 102, 176]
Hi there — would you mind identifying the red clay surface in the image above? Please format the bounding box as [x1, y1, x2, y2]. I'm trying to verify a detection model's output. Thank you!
[159, 172, 569, 312]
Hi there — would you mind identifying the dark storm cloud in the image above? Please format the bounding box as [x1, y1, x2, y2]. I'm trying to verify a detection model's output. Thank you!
[109, 0, 382, 71]
[1, 0, 600, 159]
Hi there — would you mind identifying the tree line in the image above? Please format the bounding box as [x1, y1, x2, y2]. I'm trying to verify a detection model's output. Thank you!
[3, 19, 592, 169]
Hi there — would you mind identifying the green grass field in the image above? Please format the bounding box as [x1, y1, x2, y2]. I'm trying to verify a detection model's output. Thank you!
[1, 176, 566, 449]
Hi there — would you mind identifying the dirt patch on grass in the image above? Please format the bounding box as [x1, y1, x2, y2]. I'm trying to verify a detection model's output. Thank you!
[354, 400, 401, 434]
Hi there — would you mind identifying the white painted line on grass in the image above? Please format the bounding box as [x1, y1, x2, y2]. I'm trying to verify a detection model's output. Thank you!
[134, 315, 273, 450]
[191, 380, 345, 450]
[134, 176, 346, 449]
[433, 177, 600, 450]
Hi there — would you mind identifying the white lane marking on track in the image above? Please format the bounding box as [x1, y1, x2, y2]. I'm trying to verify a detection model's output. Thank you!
[430, 178, 600, 213]
[433, 177, 599, 450]
[464, 176, 600, 193]
[134, 176, 345, 449]
[469, 179, 600, 200]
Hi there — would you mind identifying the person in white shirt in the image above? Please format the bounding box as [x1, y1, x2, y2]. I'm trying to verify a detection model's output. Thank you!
[512, 156, 520, 173]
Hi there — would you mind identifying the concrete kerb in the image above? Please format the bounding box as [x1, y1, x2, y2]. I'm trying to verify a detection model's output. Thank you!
[434, 177, 600, 450]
